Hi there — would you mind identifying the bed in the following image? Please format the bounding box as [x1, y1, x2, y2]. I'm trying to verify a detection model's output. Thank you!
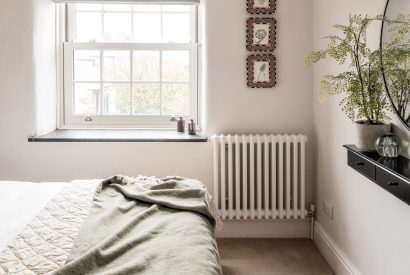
[0, 176, 221, 275]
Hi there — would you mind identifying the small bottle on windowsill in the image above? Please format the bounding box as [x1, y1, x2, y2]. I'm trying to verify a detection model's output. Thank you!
[188, 119, 196, 136]
[177, 117, 185, 133]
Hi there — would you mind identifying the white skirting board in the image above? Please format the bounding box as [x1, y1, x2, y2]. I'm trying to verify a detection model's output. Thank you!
[314, 223, 361, 275]
[216, 219, 310, 238]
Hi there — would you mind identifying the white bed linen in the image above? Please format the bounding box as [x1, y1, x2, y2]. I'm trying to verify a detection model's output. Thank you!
[0, 181, 66, 251]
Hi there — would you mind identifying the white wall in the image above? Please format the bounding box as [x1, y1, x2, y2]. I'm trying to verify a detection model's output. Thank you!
[0, 0, 314, 236]
[313, 0, 410, 274]
[33, 0, 57, 136]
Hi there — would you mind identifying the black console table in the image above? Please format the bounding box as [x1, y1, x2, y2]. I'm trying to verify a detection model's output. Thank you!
[344, 145, 410, 206]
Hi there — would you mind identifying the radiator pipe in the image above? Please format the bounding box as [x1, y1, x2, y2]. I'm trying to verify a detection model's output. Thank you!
[308, 204, 316, 241]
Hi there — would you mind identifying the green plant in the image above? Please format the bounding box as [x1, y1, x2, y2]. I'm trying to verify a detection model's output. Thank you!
[305, 15, 389, 125]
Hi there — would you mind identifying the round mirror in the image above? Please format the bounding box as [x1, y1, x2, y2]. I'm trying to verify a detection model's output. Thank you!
[381, 0, 410, 130]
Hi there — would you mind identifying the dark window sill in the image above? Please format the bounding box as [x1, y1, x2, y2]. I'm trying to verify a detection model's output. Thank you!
[28, 129, 208, 143]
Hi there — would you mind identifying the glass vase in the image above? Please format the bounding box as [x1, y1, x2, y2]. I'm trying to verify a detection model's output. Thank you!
[375, 133, 402, 158]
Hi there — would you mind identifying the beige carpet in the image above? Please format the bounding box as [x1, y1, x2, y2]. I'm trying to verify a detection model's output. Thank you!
[217, 238, 334, 275]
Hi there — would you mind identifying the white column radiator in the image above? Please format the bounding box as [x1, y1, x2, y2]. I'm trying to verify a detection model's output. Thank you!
[211, 134, 308, 220]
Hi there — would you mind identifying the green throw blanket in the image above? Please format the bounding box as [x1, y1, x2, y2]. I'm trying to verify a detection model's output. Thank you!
[53, 176, 222, 275]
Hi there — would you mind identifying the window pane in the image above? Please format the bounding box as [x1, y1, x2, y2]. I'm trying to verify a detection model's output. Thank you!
[162, 51, 189, 82]
[133, 84, 160, 115]
[76, 12, 102, 42]
[103, 51, 130, 81]
[76, 4, 102, 11]
[162, 83, 190, 115]
[162, 5, 190, 12]
[104, 13, 132, 42]
[74, 83, 100, 114]
[74, 50, 100, 81]
[162, 13, 190, 42]
[133, 51, 160, 82]
[133, 14, 161, 43]
[133, 5, 161, 12]
[102, 83, 131, 115]
[68, 3, 198, 125]
[103, 4, 132, 11]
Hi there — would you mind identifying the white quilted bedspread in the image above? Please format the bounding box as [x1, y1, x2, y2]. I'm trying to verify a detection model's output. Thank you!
[0, 180, 100, 275]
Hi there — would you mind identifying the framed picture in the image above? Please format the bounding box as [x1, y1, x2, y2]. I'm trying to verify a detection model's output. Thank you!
[246, 18, 276, 52]
[247, 54, 276, 88]
[247, 0, 276, 14]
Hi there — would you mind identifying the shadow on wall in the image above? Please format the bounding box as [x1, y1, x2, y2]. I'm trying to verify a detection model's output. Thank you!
[392, 119, 410, 158]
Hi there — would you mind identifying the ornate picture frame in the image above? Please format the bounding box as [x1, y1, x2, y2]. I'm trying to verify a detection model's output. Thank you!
[247, 54, 276, 88]
[247, 0, 276, 15]
[246, 18, 276, 52]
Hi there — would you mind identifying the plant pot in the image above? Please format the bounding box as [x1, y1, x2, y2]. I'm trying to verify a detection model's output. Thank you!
[355, 121, 391, 151]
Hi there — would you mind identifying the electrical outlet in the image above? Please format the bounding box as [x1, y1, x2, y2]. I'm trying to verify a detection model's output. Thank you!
[323, 200, 333, 220]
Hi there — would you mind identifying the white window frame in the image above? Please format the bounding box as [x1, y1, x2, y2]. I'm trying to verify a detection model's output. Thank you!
[57, 3, 201, 129]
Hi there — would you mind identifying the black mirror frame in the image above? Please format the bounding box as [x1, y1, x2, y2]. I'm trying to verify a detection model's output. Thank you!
[380, 0, 410, 131]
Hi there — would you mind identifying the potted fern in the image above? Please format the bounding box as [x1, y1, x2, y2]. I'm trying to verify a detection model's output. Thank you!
[305, 15, 391, 151]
